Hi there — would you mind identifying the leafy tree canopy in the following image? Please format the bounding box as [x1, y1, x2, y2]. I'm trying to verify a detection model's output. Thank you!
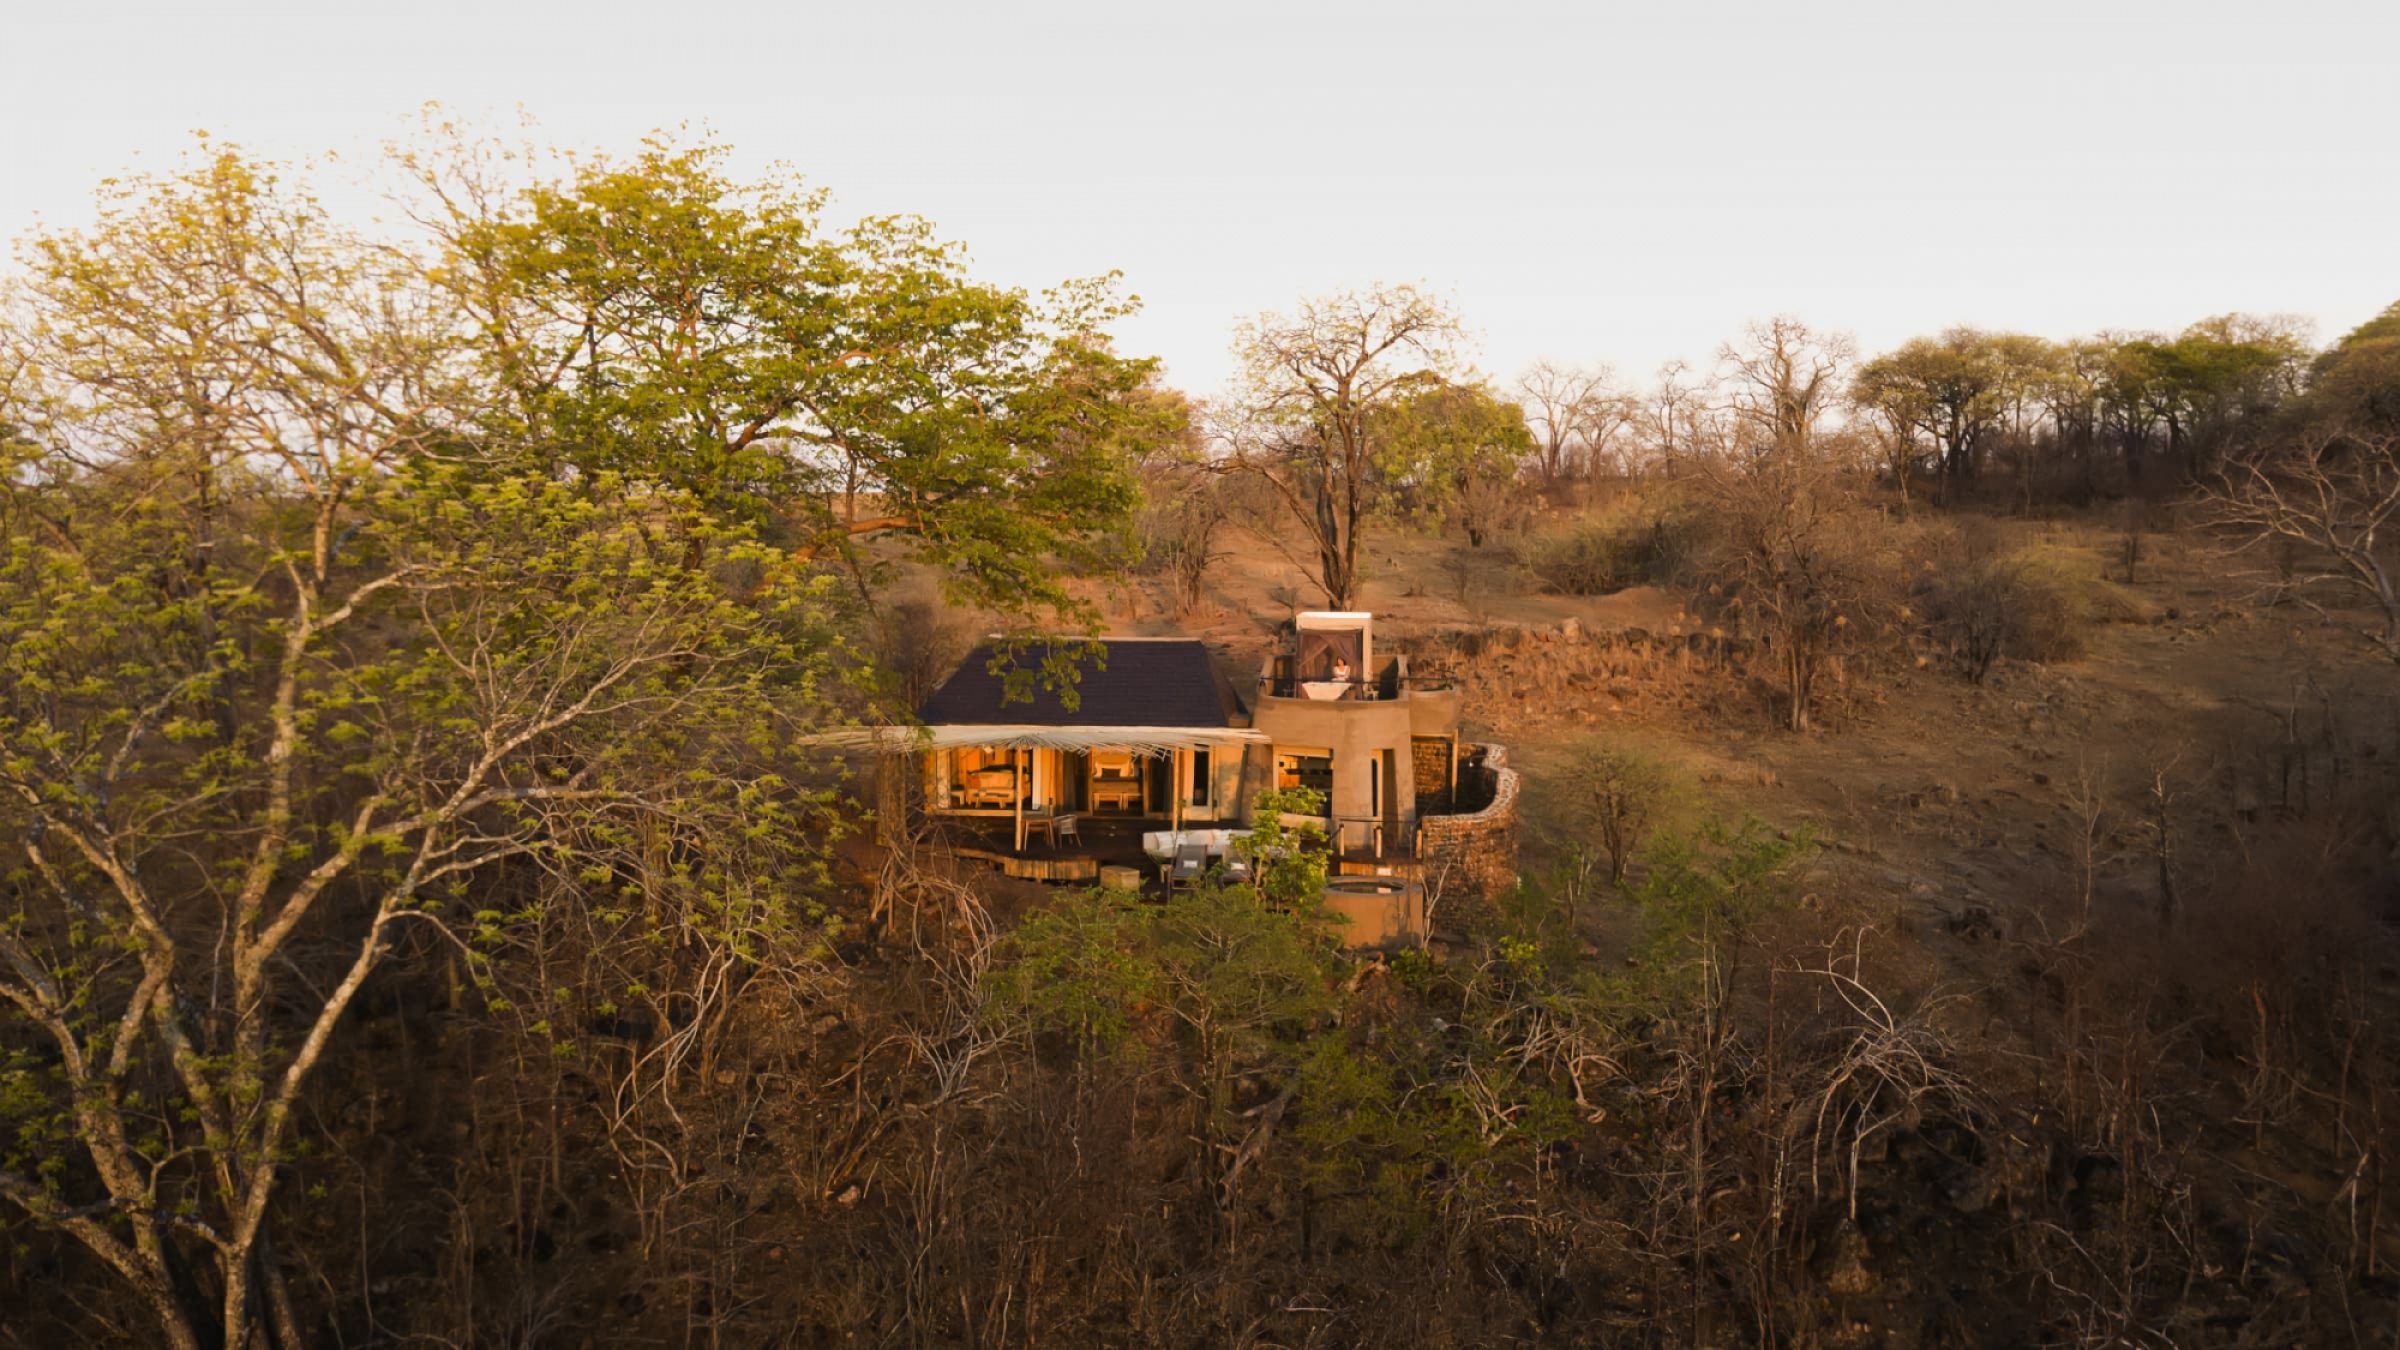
[1370, 376, 1535, 544]
[422, 135, 1163, 628]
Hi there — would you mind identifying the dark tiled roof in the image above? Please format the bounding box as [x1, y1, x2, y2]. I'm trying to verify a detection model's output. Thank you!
[918, 639, 1244, 728]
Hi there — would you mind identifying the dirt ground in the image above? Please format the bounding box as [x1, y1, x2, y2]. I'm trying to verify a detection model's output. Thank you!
[1053, 508, 2400, 1012]
[1030, 507, 2400, 1337]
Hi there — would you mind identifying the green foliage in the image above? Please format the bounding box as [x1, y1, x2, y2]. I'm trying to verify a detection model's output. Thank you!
[1232, 787, 1332, 910]
[985, 887, 1156, 1060]
[0, 136, 945, 1347]
[1847, 321, 2302, 494]
[1620, 819, 1815, 1004]
[431, 134, 1161, 632]
[1291, 1028, 1575, 1243]
[989, 880, 1336, 1141]
[2307, 298, 2400, 432]
[1370, 377, 1535, 545]
[1145, 882, 1339, 1048]
[2101, 318, 2306, 468]
[1851, 329, 2021, 478]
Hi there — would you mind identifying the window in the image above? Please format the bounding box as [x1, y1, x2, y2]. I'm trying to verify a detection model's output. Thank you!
[947, 747, 1017, 808]
[1274, 746, 1333, 803]
[1189, 747, 1211, 808]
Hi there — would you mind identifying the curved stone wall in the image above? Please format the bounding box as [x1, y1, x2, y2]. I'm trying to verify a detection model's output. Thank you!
[1416, 741, 1518, 901]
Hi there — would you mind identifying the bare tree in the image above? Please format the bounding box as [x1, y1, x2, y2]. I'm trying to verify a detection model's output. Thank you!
[1698, 446, 1892, 732]
[1142, 460, 1234, 617]
[1220, 285, 1464, 608]
[1720, 316, 1855, 458]
[1518, 359, 1631, 485]
[1557, 739, 1678, 885]
[1640, 360, 1694, 474]
[2209, 421, 2400, 661]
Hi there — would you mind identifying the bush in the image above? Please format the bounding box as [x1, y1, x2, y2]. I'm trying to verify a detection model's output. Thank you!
[1530, 507, 1701, 595]
[1555, 738, 1685, 886]
[1918, 526, 2121, 681]
[1689, 456, 1915, 731]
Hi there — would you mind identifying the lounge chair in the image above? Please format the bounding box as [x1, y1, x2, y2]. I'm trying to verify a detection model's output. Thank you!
[1167, 842, 1208, 889]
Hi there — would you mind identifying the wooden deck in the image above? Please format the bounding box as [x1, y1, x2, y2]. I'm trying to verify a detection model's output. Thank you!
[932, 815, 1424, 886]
[947, 843, 1104, 882]
[931, 816, 1157, 884]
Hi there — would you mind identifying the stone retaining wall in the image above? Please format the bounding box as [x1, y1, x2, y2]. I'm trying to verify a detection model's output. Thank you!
[1404, 619, 1758, 724]
[1417, 741, 1518, 901]
[1411, 736, 1454, 813]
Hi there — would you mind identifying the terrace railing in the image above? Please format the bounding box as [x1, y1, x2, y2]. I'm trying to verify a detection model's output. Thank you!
[1262, 658, 1458, 701]
[1327, 815, 1414, 859]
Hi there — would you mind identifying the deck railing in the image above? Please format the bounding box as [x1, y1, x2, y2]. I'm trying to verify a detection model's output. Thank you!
[1267, 667, 1449, 696]
[1263, 674, 1382, 700]
[1327, 815, 1414, 858]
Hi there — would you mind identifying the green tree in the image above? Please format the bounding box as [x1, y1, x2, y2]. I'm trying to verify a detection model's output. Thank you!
[2114, 317, 2305, 475]
[989, 876, 1332, 1233]
[1233, 786, 1333, 910]
[1851, 329, 2009, 502]
[986, 887, 1156, 1061]
[1289, 1024, 1574, 1247]
[2035, 338, 2117, 494]
[0, 145, 861, 1350]
[417, 135, 1159, 631]
[1373, 377, 1537, 546]
[2306, 299, 2400, 433]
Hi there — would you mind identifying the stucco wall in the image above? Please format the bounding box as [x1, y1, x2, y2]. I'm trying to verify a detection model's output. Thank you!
[1416, 741, 1518, 902]
[1406, 688, 1461, 737]
[1251, 695, 1419, 823]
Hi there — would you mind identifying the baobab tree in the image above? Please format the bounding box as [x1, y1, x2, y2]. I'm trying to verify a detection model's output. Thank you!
[1721, 316, 1853, 458]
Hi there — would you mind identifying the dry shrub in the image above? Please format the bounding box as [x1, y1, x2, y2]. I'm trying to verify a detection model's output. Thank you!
[1918, 521, 2140, 681]
[1687, 456, 1914, 730]
[1552, 737, 1685, 885]
[1923, 558, 2081, 681]
[1530, 491, 1705, 595]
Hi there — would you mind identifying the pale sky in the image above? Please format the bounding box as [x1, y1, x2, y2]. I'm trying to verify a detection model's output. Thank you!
[6, 1, 2395, 395]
